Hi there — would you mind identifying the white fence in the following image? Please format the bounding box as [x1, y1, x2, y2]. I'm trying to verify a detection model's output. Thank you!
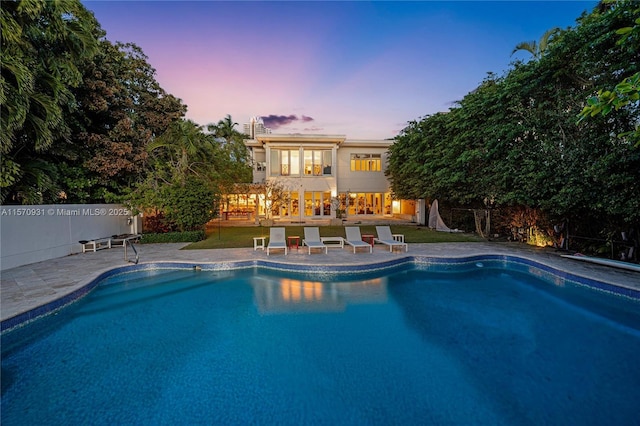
[0, 204, 138, 271]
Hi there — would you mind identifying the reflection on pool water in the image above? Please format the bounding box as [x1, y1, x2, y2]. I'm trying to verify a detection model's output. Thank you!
[251, 274, 389, 313]
[2, 264, 639, 425]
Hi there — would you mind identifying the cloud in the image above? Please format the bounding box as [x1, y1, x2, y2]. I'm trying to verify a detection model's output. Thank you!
[262, 114, 315, 129]
[303, 126, 324, 132]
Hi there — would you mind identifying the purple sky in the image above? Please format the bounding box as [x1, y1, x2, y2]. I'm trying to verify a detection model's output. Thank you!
[84, 1, 596, 139]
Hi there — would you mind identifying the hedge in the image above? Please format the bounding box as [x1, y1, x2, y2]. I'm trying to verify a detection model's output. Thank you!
[140, 231, 206, 243]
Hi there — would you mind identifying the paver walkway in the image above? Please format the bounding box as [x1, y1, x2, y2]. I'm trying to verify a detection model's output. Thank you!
[2, 242, 639, 324]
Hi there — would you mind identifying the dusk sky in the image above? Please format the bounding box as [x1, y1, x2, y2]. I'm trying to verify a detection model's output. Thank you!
[84, 1, 597, 139]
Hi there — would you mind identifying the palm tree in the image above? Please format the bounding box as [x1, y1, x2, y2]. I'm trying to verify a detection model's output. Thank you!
[207, 114, 252, 177]
[147, 119, 214, 182]
[1, 0, 99, 203]
[209, 114, 239, 141]
[511, 27, 560, 60]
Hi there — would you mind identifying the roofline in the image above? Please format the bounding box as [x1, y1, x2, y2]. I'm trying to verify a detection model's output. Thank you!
[341, 139, 395, 148]
[246, 133, 394, 148]
[255, 133, 346, 144]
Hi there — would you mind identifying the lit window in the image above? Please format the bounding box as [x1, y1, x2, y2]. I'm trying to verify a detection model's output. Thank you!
[350, 154, 381, 172]
[303, 150, 332, 176]
[270, 149, 300, 176]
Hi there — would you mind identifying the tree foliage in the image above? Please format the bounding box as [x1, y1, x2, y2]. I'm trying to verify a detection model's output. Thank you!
[59, 41, 186, 203]
[511, 27, 560, 60]
[121, 115, 251, 230]
[1, 0, 252, 234]
[388, 0, 640, 241]
[578, 1, 640, 146]
[160, 177, 217, 232]
[1, 0, 100, 202]
[147, 119, 215, 183]
[208, 114, 253, 190]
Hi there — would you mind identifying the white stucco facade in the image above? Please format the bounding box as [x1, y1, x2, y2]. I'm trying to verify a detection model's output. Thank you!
[225, 134, 415, 221]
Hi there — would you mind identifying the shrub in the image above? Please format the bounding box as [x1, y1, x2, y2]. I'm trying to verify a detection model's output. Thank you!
[161, 177, 218, 231]
[140, 231, 206, 243]
[143, 211, 177, 233]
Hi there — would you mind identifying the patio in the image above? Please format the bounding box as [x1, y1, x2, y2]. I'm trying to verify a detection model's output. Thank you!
[2, 241, 639, 326]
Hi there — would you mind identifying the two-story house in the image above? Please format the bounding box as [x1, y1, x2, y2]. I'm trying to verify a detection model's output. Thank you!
[222, 133, 416, 222]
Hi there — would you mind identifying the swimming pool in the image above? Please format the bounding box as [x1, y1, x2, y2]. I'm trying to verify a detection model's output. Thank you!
[2, 260, 639, 425]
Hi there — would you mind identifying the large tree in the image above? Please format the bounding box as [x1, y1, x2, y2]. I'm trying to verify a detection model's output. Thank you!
[147, 119, 215, 183]
[1, 0, 100, 203]
[61, 41, 185, 202]
[210, 114, 239, 141]
[388, 0, 639, 241]
[578, 1, 640, 147]
[125, 116, 251, 231]
[208, 114, 253, 188]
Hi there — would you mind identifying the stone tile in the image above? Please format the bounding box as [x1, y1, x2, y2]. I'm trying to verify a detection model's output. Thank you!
[1, 293, 25, 303]
[2, 241, 639, 326]
[22, 287, 57, 297]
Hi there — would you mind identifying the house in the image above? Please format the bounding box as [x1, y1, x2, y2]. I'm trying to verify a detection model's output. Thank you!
[220, 133, 416, 222]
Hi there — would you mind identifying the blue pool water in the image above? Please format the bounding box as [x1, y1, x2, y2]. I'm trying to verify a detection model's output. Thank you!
[2, 265, 639, 425]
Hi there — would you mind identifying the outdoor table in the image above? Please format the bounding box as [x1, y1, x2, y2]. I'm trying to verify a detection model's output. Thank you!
[287, 236, 300, 251]
[361, 234, 375, 246]
[320, 236, 344, 248]
[253, 236, 266, 251]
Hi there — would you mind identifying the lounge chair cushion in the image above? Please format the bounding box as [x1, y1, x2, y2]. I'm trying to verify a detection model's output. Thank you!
[303, 227, 328, 255]
[344, 227, 372, 253]
[375, 226, 408, 252]
[267, 227, 288, 255]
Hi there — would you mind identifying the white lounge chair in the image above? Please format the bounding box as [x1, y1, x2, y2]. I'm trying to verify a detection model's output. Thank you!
[344, 227, 372, 253]
[303, 227, 328, 255]
[267, 227, 287, 256]
[375, 226, 408, 252]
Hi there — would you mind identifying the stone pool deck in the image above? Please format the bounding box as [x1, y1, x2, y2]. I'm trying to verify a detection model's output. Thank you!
[2, 242, 639, 325]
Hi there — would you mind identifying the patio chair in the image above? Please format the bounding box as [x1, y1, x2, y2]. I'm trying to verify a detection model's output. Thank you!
[302, 227, 328, 255]
[344, 226, 372, 253]
[267, 227, 288, 256]
[375, 226, 408, 252]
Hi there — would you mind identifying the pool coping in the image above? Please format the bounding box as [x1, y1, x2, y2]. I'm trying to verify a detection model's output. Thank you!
[2, 252, 638, 334]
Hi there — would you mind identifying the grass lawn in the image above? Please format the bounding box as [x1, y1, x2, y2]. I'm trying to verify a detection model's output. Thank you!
[185, 225, 482, 249]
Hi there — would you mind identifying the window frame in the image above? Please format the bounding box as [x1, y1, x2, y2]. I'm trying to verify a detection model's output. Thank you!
[350, 153, 381, 172]
[303, 149, 332, 176]
[270, 149, 300, 177]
